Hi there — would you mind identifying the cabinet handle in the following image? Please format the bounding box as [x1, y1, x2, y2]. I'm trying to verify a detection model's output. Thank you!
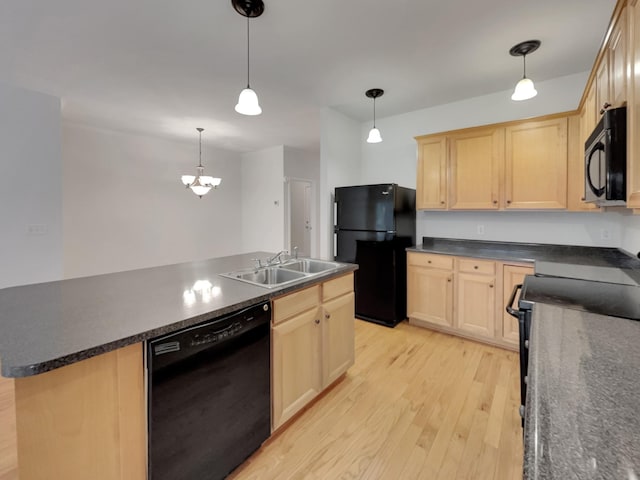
[506, 200, 512, 204]
[489, 284, 494, 288]
[581, 196, 585, 201]
[440, 200, 445, 205]
[474, 265, 478, 270]
[492, 200, 498, 204]
[447, 277, 452, 283]
[427, 260, 432, 264]
[315, 319, 320, 325]
[325, 313, 331, 319]
[600, 102, 612, 115]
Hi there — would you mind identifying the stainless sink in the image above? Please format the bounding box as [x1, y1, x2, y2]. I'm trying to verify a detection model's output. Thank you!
[223, 267, 307, 288]
[220, 258, 341, 289]
[279, 259, 340, 274]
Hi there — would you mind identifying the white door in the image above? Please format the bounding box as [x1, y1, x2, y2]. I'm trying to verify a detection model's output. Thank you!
[289, 180, 312, 257]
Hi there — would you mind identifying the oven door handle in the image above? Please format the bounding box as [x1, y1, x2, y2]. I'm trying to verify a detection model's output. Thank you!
[506, 283, 523, 318]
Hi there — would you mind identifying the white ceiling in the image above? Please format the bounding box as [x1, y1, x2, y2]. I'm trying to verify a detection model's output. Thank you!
[0, 0, 617, 153]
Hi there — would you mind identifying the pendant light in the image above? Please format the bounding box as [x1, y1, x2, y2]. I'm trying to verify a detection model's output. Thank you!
[366, 88, 384, 144]
[181, 128, 221, 198]
[510, 40, 541, 101]
[233, 0, 264, 116]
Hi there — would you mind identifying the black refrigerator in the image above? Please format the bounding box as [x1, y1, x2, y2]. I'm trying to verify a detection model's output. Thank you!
[334, 184, 416, 327]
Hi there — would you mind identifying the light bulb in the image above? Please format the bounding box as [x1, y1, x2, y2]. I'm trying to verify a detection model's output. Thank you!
[235, 88, 262, 115]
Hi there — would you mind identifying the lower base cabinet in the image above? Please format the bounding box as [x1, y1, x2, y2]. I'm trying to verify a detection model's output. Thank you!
[272, 273, 355, 431]
[407, 252, 533, 350]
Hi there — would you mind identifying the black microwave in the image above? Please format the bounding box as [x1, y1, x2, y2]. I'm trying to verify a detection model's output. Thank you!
[584, 106, 627, 206]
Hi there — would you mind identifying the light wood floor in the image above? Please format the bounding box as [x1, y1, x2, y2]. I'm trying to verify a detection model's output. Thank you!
[0, 364, 17, 480]
[230, 320, 523, 480]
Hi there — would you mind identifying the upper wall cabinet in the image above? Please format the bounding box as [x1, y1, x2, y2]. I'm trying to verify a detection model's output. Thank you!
[504, 117, 568, 209]
[416, 136, 447, 209]
[449, 128, 504, 210]
[416, 114, 570, 211]
[628, 0, 640, 209]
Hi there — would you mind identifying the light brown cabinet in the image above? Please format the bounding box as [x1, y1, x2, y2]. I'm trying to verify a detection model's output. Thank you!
[416, 114, 570, 211]
[611, 7, 629, 108]
[416, 136, 447, 209]
[596, 55, 611, 114]
[628, 0, 640, 209]
[407, 254, 454, 327]
[455, 258, 496, 338]
[13, 344, 147, 480]
[504, 117, 568, 209]
[449, 128, 503, 210]
[271, 273, 354, 431]
[408, 252, 534, 351]
[501, 264, 535, 346]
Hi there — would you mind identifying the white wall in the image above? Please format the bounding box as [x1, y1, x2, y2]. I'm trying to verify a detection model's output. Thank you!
[63, 123, 243, 278]
[0, 82, 63, 288]
[241, 146, 285, 253]
[620, 211, 640, 256]
[319, 108, 361, 259]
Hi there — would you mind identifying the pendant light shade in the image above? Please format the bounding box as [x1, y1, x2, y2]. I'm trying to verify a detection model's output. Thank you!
[232, 0, 264, 116]
[181, 128, 221, 198]
[235, 87, 262, 115]
[365, 88, 384, 144]
[367, 127, 382, 144]
[510, 40, 541, 102]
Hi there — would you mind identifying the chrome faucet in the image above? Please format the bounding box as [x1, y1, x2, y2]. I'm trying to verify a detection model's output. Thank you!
[265, 250, 288, 266]
[293, 246, 298, 260]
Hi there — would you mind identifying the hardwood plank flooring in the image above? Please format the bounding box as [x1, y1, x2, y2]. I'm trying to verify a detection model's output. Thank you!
[230, 320, 522, 480]
[0, 364, 17, 480]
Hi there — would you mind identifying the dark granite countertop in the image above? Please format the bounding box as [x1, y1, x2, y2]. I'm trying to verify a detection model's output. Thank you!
[0, 252, 357, 378]
[408, 237, 640, 268]
[524, 303, 640, 479]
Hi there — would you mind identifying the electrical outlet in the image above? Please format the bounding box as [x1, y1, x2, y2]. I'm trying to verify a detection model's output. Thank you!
[600, 229, 611, 240]
[477, 225, 485, 235]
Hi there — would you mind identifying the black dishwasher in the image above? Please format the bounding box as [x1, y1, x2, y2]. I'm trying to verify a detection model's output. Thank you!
[147, 301, 271, 480]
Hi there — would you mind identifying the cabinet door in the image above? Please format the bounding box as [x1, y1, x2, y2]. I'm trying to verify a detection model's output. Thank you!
[581, 83, 597, 146]
[610, 7, 628, 108]
[322, 292, 355, 386]
[449, 128, 503, 210]
[416, 136, 447, 209]
[501, 265, 534, 346]
[628, 0, 640, 209]
[505, 117, 568, 209]
[407, 266, 453, 327]
[272, 307, 322, 430]
[596, 54, 611, 114]
[456, 273, 495, 338]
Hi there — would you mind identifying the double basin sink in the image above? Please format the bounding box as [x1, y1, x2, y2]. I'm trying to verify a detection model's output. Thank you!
[221, 258, 342, 289]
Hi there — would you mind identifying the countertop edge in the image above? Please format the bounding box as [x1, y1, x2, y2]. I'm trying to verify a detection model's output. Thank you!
[2, 265, 357, 378]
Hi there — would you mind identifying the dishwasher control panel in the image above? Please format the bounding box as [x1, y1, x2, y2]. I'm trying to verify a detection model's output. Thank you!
[190, 322, 243, 346]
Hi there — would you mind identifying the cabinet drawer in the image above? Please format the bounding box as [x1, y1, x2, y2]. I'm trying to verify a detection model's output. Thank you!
[273, 285, 321, 325]
[408, 252, 454, 270]
[322, 273, 354, 302]
[457, 258, 496, 275]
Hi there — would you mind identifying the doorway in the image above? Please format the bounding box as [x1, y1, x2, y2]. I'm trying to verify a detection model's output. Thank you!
[286, 178, 314, 258]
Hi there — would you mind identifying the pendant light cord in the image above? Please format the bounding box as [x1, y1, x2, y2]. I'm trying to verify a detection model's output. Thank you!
[246, 16, 251, 88]
[373, 97, 377, 128]
[198, 129, 203, 168]
[523, 54, 527, 79]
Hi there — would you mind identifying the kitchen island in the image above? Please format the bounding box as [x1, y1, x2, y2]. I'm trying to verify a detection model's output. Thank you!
[0, 252, 357, 480]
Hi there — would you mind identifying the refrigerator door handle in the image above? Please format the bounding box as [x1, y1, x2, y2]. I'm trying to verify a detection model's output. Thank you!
[382, 191, 390, 195]
[386, 230, 396, 234]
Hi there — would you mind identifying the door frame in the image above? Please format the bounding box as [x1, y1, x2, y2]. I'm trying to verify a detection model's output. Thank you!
[284, 177, 317, 258]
